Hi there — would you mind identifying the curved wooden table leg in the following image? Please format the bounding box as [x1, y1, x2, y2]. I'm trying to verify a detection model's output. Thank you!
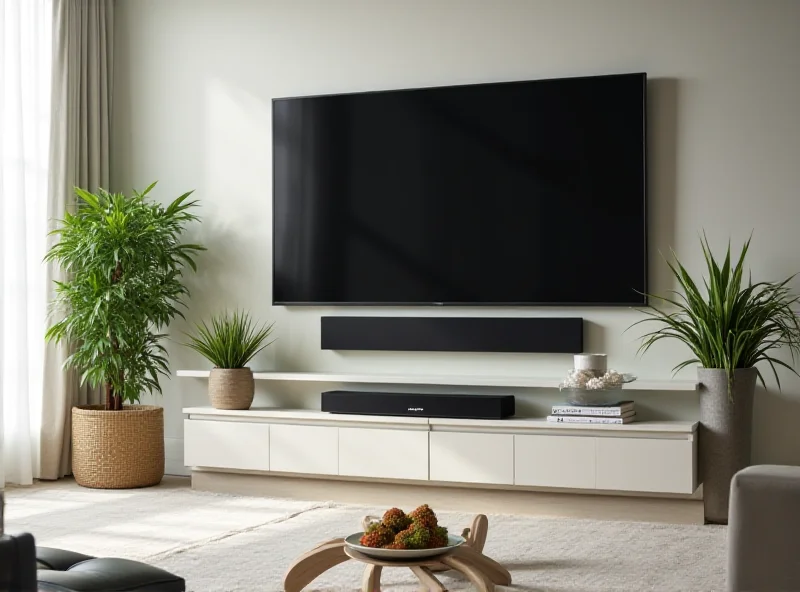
[362, 564, 382, 592]
[453, 545, 511, 586]
[440, 554, 494, 592]
[410, 565, 447, 591]
[284, 540, 349, 592]
[314, 538, 347, 550]
[466, 515, 489, 553]
[431, 514, 490, 573]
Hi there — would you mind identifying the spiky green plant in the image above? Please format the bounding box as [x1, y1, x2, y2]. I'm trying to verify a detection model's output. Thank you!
[184, 310, 275, 368]
[45, 183, 204, 410]
[633, 234, 800, 397]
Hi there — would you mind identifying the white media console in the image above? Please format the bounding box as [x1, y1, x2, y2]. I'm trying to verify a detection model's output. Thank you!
[183, 405, 698, 496]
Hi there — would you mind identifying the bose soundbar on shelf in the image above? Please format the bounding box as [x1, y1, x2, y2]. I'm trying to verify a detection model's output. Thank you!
[321, 390, 516, 420]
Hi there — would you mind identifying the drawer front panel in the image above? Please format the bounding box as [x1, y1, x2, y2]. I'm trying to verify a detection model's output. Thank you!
[514, 434, 595, 489]
[338, 427, 428, 481]
[270, 424, 338, 475]
[596, 437, 695, 494]
[184, 419, 269, 471]
[429, 431, 514, 485]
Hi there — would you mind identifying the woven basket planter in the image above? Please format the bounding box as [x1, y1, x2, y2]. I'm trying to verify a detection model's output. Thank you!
[209, 368, 255, 410]
[72, 405, 164, 489]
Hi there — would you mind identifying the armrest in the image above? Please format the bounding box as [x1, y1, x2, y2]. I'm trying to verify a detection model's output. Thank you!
[0, 533, 38, 592]
[728, 465, 800, 592]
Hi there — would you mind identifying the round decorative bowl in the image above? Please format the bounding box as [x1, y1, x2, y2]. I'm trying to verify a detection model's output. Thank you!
[561, 388, 623, 406]
[560, 373, 637, 405]
[344, 533, 466, 560]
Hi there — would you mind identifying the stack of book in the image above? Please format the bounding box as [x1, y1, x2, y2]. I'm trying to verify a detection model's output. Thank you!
[547, 400, 636, 424]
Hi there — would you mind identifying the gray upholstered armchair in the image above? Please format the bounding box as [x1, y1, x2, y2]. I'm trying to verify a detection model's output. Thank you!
[728, 465, 800, 592]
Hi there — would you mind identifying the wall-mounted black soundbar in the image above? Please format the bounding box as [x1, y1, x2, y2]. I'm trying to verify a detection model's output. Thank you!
[321, 316, 583, 354]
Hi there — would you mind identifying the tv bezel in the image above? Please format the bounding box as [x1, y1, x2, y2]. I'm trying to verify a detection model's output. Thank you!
[272, 72, 648, 307]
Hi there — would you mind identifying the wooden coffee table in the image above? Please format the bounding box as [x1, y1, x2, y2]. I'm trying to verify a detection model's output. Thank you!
[283, 515, 511, 591]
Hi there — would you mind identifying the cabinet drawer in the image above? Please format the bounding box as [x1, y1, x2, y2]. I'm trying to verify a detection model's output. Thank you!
[596, 437, 696, 494]
[339, 427, 428, 481]
[270, 424, 338, 475]
[429, 432, 513, 485]
[184, 419, 269, 471]
[514, 434, 595, 489]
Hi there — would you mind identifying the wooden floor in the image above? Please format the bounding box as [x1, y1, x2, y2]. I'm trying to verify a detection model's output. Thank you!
[192, 470, 704, 525]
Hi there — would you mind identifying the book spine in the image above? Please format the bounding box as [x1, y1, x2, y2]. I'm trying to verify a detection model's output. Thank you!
[547, 415, 627, 424]
[551, 406, 628, 416]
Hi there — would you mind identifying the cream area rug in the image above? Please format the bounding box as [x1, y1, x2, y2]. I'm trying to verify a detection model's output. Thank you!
[5, 478, 726, 591]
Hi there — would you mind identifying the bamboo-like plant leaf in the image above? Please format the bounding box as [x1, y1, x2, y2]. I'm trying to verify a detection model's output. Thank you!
[45, 184, 204, 407]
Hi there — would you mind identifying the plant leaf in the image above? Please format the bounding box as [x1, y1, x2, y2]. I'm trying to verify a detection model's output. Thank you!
[182, 310, 276, 368]
[631, 232, 800, 399]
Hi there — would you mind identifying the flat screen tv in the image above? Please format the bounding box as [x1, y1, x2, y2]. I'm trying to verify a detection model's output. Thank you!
[273, 72, 647, 306]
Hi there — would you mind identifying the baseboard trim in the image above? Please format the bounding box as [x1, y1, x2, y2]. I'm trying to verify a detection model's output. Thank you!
[165, 462, 191, 477]
[191, 470, 704, 525]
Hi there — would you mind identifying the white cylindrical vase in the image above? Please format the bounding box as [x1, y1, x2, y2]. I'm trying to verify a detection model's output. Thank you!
[573, 353, 607, 373]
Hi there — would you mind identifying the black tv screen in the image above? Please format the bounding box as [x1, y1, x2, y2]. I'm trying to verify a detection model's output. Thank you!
[273, 73, 647, 305]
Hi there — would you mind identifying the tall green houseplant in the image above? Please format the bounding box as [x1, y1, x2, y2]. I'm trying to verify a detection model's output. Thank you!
[46, 183, 204, 409]
[634, 234, 800, 523]
[45, 183, 204, 489]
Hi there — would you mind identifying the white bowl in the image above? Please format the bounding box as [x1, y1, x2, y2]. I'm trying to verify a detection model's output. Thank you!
[344, 532, 466, 560]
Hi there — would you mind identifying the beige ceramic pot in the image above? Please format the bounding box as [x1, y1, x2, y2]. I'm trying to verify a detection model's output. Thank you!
[208, 367, 255, 410]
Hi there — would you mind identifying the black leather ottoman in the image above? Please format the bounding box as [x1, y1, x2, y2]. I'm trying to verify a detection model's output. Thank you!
[37, 547, 185, 592]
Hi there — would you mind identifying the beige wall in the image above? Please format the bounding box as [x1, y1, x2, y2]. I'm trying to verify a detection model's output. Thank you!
[112, 0, 800, 475]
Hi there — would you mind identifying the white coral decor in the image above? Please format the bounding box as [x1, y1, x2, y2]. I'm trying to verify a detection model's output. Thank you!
[602, 370, 625, 388]
[585, 377, 605, 390]
[560, 369, 626, 390]
[559, 369, 595, 389]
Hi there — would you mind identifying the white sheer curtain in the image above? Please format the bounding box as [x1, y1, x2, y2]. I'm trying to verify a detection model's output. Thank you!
[0, 0, 53, 487]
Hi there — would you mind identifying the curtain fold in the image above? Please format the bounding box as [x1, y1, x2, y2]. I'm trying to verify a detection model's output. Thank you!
[40, 0, 113, 480]
[0, 0, 53, 488]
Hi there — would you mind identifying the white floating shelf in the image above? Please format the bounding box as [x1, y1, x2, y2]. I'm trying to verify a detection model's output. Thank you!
[182, 406, 698, 434]
[182, 406, 430, 425]
[175, 370, 697, 391]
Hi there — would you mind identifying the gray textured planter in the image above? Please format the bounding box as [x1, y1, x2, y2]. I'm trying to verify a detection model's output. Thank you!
[698, 367, 757, 524]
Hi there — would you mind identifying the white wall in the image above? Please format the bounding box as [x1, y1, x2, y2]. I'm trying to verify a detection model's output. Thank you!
[112, 0, 800, 475]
